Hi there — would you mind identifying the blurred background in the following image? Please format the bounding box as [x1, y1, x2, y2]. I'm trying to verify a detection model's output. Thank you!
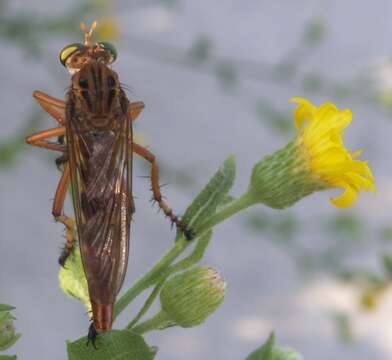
[1, 0, 392, 359]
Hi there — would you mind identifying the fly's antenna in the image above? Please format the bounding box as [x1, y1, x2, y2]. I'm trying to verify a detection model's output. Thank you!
[81, 21, 97, 48]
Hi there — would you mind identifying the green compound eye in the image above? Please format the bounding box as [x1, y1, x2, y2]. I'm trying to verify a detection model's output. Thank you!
[98, 41, 117, 63]
[59, 43, 85, 66]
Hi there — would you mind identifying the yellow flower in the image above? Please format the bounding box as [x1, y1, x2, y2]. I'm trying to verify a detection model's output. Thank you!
[248, 97, 375, 209]
[291, 97, 375, 208]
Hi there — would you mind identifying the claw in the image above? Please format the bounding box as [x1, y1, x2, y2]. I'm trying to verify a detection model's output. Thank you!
[86, 323, 98, 349]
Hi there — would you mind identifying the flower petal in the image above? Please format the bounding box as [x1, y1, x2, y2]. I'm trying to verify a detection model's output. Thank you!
[330, 186, 357, 208]
[293, 97, 375, 208]
[290, 97, 317, 129]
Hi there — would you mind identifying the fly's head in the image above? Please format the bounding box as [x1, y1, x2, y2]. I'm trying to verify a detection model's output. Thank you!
[59, 21, 117, 75]
[61, 22, 126, 129]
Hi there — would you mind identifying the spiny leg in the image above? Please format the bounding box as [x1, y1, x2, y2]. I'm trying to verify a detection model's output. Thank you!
[26, 126, 66, 152]
[52, 163, 75, 266]
[33, 91, 65, 124]
[133, 143, 194, 240]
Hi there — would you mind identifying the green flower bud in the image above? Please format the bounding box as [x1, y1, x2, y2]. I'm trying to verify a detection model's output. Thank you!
[160, 267, 226, 328]
[0, 305, 21, 351]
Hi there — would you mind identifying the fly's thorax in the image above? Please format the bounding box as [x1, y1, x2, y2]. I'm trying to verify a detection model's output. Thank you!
[68, 60, 127, 130]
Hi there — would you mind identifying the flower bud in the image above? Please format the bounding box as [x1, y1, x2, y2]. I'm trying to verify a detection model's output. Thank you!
[0, 305, 20, 351]
[160, 267, 226, 328]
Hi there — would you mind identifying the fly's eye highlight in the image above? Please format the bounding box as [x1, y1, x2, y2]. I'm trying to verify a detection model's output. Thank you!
[98, 42, 117, 63]
[59, 43, 85, 66]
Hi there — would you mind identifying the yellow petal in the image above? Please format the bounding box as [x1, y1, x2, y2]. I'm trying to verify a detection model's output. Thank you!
[330, 186, 357, 208]
[290, 97, 317, 129]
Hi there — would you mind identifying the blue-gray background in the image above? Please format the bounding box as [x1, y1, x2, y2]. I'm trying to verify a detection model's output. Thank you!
[1, 0, 392, 359]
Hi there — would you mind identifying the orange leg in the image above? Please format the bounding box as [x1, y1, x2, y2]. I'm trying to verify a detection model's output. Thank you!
[51, 163, 75, 266]
[133, 143, 193, 240]
[129, 101, 145, 122]
[26, 125, 74, 264]
[25, 126, 66, 152]
[33, 91, 65, 124]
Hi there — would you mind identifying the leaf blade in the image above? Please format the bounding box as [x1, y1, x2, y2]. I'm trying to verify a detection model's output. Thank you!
[179, 155, 236, 238]
[67, 330, 156, 360]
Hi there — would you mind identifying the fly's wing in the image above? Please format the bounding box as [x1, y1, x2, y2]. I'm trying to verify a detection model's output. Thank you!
[66, 103, 133, 305]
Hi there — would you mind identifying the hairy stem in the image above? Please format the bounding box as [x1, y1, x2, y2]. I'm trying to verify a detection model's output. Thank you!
[114, 240, 187, 319]
[132, 310, 172, 334]
[126, 279, 166, 329]
[195, 191, 255, 234]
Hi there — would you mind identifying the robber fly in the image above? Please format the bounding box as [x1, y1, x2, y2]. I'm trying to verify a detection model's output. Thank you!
[26, 22, 192, 343]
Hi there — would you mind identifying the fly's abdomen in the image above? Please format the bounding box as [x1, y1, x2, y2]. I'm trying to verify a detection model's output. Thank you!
[91, 301, 113, 331]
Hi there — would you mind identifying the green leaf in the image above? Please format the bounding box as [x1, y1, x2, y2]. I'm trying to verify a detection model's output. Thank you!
[246, 332, 274, 360]
[67, 330, 156, 360]
[246, 332, 303, 360]
[59, 245, 90, 311]
[327, 213, 364, 239]
[303, 17, 326, 47]
[0, 356, 17, 360]
[188, 35, 213, 65]
[215, 62, 238, 89]
[0, 333, 21, 351]
[0, 305, 15, 313]
[255, 101, 292, 134]
[0, 306, 20, 351]
[331, 312, 354, 343]
[273, 214, 300, 240]
[179, 156, 236, 236]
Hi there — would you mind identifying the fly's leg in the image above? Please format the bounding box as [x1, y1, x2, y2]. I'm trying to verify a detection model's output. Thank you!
[86, 323, 98, 349]
[55, 153, 69, 171]
[129, 101, 145, 122]
[26, 127, 66, 152]
[52, 163, 75, 266]
[26, 126, 74, 264]
[32, 91, 66, 159]
[133, 143, 194, 240]
[33, 91, 65, 124]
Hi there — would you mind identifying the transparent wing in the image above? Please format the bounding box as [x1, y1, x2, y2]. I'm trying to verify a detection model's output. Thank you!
[66, 108, 133, 305]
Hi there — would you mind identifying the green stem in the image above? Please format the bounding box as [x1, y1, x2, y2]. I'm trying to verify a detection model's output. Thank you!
[195, 191, 255, 234]
[114, 239, 188, 319]
[132, 310, 172, 334]
[169, 231, 212, 273]
[126, 279, 166, 329]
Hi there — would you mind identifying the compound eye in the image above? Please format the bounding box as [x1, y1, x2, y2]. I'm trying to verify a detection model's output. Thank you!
[59, 43, 86, 66]
[98, 41, 117, 63]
